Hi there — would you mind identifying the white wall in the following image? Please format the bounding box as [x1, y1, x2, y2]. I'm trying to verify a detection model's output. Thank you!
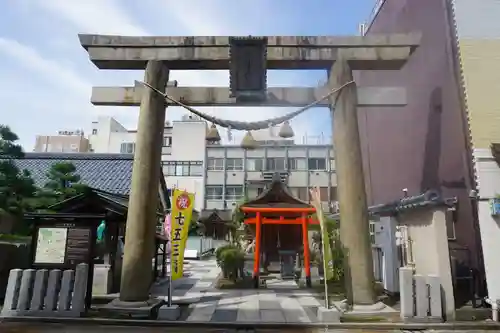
[88, 116, 208, 211]
[89, 116, 134, 153]
[474, 148, 500, 302]
[171, 121, 207, 160]
[168, 177, 205, 212]
[108, 132, 137, 153]
[162, 120, 207, 211]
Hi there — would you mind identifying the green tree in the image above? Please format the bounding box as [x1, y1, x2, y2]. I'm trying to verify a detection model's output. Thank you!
[0, 125, 37, 216]
[39, 162, 88, 205]
[228, 196, 248, 245]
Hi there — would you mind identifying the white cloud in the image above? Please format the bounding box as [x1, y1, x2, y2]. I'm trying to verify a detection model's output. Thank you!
[0, 37, 91, 96]
[158, 1, 231, 36]
[35, 0, 149, 36]
[3, 0, 320, 148]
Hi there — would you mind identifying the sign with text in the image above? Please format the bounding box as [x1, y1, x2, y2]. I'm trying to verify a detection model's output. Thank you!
[170, 189, 195, 280]
[33, 224, 92, 267]
[34, 227, 68, 264]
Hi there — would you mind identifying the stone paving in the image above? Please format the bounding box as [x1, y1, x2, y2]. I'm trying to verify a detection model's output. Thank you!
[151, 259, 337, 323]
[1, 322, 497, 333]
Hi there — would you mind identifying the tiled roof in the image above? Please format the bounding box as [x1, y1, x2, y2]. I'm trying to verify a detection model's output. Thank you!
[2, 153, 134, 195]
[326, 190, 457, 220]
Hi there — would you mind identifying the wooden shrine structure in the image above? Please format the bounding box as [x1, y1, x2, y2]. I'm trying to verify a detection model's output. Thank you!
[240, 173, 318, 287]
[79, 33, 420, 306]
[25, 188, 170, 294]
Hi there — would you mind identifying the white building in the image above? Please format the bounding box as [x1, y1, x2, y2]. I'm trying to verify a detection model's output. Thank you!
[88, 116, 137, 154]
[88, 115, 207, 211]
[87, 115, 336, 215]
[161, 116, 207, 212]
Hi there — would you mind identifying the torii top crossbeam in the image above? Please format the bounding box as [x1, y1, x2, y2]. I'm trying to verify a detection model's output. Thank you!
[78, 33, 420, 70]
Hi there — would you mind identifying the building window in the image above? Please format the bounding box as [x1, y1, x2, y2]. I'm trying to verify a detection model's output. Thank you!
[329, 159, 336, 172]
[70, 144, 78, 152]
[175, 164, 190, 176]
[226, 158, 243, 171]
[319, 187, 329, 201]
[297, 187, 308, 201]
[246, 158, 264, 171]
[162, 161, 203, 176]
[189, 164, 203, 176]
[206, 185, 223, 200]
[308, 158, 326, 170]
[92, 129, 98, 135]
[290, 187, 309, 201]
[163, 136, 172, 147]
[164, 164, 176, 176]
[225, 186, 243, 200]
[330, 187, 337, 201]
[207, 158, 224, 171]
[266, 157, 286, 170]
[446, 208, 457, 240]
[288, 158, 307, 170]
[120, 142, 135, 154]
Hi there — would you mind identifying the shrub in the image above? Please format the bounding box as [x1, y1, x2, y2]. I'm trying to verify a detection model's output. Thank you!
[329, 228, 345, 283]
[311, 222, 345, 283]
[219, 248, 245, 281]
[215, 244, 239, 267]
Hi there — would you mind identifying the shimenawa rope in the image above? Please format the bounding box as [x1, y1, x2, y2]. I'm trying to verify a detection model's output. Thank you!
[136, 80, 354, 131]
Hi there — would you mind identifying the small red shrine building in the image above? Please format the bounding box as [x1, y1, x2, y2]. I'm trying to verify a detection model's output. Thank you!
[240, 173, 319, 288]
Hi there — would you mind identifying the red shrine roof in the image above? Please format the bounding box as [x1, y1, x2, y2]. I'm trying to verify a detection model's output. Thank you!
[241, 173, 312, 210]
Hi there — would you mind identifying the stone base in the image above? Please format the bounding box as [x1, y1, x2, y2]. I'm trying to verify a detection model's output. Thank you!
[351, 301, 388, 313]
[337, 300, 390, 314]
[0, 310, 83, 318]
[405, 316, 444, 323]
[99, 298, 163, 319]
[172, 296, 201, 305]
[317, 307, 341, 323]
[157, 304, 180, 320]
[92, 264, 112, 296]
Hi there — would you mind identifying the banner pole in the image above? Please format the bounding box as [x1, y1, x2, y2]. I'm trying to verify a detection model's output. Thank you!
[310, 187, 329, 309]
[322, 233, 330, 309]
[166, 212, 173, 308]
[168, 259, 172, 307]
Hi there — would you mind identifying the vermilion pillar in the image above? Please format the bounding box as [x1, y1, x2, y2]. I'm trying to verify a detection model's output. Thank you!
[253, 211, 262, 288]
[301, 213, 312, 287]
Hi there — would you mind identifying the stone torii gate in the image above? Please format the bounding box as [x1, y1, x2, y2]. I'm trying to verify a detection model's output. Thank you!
[79, 34, 419, 309]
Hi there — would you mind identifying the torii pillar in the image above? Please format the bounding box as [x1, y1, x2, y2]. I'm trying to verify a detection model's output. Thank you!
[118, 61, 169, 304]
[329, 57, 376, 306]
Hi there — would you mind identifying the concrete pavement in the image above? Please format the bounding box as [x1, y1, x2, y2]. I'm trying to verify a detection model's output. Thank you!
[150, 259, 344, 323]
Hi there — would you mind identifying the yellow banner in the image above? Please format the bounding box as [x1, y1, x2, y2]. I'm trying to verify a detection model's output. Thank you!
[170, 189, 195, 280]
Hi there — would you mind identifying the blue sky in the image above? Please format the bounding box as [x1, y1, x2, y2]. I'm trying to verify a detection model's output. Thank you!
[0, 0, 376, 149]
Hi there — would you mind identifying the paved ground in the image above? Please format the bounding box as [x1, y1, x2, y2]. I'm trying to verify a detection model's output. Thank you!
[150, 259, 343, 323]
[0, 324, 497, 333]
[0, 323, 313, 332]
